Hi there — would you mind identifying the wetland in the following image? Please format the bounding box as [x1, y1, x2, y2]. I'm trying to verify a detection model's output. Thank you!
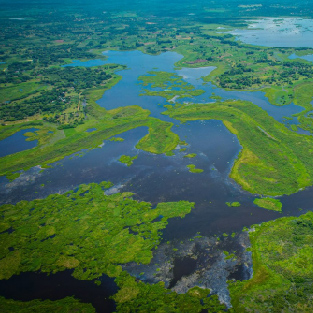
[2, 2, 313, 312]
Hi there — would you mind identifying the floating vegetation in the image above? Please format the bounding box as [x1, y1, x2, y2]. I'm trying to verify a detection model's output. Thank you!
[119, 155, 138, 166]
[187, 164, 203, 173]
[138, 71, 204, 100]
[109, 137, 124, 142]
[0, 182, 194, 281]
[184, 153, 197, 158]
[166, 150, 175, 156]
[253, 197, 282, 212]
[114, 273, 226, 312]
[226, 202, 241, 207]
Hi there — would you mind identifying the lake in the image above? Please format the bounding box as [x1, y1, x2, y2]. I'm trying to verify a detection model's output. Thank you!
[230, 18, 313, 48]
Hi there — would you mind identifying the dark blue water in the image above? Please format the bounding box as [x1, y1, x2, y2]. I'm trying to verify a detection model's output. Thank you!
[86, 128, 97, 133]
[0, 128, 38, 158]
[0, 270, 117, 313]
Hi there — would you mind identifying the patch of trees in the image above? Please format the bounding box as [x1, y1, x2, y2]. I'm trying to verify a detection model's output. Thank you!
[0, 89, 68, 121]
[40, 67, 112, 91]
[25, 46, 96, 67]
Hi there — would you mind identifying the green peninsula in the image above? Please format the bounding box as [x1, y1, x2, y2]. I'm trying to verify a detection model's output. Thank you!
[230, 211, 313, 312]
[165, 100, 313, 196]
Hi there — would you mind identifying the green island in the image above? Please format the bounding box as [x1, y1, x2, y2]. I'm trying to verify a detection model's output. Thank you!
[110, 137, 124, 142]
[253, 197, 283, 212]
[119, 155, 138, 166]
[138, 71, 204, 101]
[226, 202, 241, 207]
[187, 164, 204, 173]
[184, 153, 197, 158]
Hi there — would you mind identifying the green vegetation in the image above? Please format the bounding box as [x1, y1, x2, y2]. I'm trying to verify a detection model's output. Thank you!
[0, 100, 180, 179]
[135, 118, 180, 154]
[119, 155, 138, 166]
[187, 164, 203, 173]
[0, 182, 194, 281]
[2, 2, 313, 312]
[184, 153, 197, 158]
[110, 137, 124, 142]
[0, 296, 95, 313]
[138, 71, 204, 101]
[229, 211, 313, 312]
[226, 202, 241, 207]
[253, 197, 282, 212]
[114, 272, 226, 313]
[165, 100, 313, 196]
[0, 181, 228, 312]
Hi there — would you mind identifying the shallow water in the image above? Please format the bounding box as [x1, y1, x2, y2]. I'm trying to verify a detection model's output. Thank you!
[231, 18, 313, 48]
[289, 53, 313, 63]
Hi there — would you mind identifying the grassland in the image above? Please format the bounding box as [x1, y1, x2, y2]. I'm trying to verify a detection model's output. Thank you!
[165, 100, 313, 196]
[0, 81, 45, 103]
